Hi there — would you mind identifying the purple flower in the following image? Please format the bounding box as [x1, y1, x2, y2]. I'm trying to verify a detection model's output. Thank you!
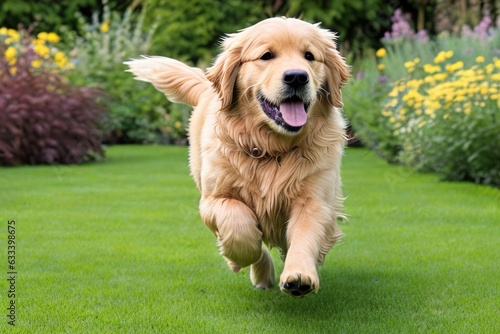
[463, 16, 494, 40]
[355, 70, 365, 80]
[416, 30, 429, 43]
[383, 8, 420, 43]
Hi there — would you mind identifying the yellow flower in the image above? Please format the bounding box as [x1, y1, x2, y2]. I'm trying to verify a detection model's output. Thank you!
[404, 61, 415, 69]
[54, 51, 65, 62]
[418, 120, 427, 128]
[377, 64, 385, 71]
[424, 64, 441, 74]
[446, 61, 464, 73]
[491, 73, 500, 81]
[46, 32, 60, 43]
[4, 46, 16, 62]
[54, 51, 68, 68]
[7, 28, 19, 42]
[494, 58, 500, 68]
[37, 32, 48, 40]
[464, 108, 471, 115]
[100, 20, 110, 33]
[34, 44, 50, 57]
[445, 50, 454, 58]
[381, 110, 393, 117]
[388, 87, 399, 97]
[475, 56, 485, 63]
[434, 51, 446, 63]
[0, 27, 7, 35]
[9, 67, 17, 75]
[387, 99, 398, 107]
[31, 59, 42, 68]
[376, 48, 386, 58]
[32, 38, 45, 46]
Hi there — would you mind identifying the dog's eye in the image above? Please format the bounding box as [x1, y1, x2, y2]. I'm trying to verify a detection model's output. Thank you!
[305, 51, 315, 61]
[260, 52, 274, 61]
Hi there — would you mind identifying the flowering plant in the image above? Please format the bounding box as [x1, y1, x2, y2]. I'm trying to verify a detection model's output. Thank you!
[0, 28, 105, 166]
[381, 53, 500, 185]
[0, 27, 73, 76]
[343, 9, 500, 186]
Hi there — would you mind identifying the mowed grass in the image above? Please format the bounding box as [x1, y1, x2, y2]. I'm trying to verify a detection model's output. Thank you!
[1, 145, 499, 333]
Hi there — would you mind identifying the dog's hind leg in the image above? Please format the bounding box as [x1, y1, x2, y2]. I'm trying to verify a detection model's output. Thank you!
[199, 197, 263, 270]
[250, 247, 275, 289]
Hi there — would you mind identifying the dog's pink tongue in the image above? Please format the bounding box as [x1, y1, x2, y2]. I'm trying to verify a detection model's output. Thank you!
[280, 101, 307, 127]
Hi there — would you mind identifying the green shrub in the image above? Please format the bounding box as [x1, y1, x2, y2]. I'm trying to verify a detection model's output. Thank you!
[343, 55, 396, 159]
[68, 1, 186, 144]
[0, 29, 105, 165]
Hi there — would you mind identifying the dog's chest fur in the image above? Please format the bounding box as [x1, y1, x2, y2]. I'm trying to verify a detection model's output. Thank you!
[210, 115, 340, 250]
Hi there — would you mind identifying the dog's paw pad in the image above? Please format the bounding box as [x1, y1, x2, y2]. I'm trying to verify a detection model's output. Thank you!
[281, 278, 314, 297]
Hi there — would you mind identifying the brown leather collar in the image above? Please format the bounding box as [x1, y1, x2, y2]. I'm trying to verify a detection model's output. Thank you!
[247, 145, 299, 161]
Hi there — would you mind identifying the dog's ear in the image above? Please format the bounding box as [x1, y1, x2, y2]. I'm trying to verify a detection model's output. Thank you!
[206, 38, 242, 109]
[322, 34, 350, 108]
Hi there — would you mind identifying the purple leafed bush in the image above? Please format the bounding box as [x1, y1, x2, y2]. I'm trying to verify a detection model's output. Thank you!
[0, 54, 106, 166]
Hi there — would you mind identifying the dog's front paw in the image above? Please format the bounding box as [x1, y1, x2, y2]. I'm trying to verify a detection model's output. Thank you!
[279, 271, 318, 297]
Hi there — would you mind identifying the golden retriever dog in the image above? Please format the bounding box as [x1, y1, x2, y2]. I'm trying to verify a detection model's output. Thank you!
[125, 17, 349, 297]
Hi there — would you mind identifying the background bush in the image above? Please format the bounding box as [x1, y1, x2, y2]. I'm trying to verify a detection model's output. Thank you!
[343, 10, 500, 187]
[0, 29, 105, 165]
[67, 2, 177, 144]
[342, 56, 397, 161]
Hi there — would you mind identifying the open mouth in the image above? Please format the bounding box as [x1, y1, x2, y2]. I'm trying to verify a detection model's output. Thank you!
[258, 95, 310, 133]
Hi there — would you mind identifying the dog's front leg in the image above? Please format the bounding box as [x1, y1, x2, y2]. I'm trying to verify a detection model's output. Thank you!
[280, 196, 340, 297]
[199, 196, 263, 272]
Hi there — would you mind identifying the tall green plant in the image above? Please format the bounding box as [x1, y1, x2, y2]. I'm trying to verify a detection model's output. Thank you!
[68, 1, 177, 144]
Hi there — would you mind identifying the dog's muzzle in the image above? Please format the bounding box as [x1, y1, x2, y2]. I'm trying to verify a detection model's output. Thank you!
[258, 70, 311, 133]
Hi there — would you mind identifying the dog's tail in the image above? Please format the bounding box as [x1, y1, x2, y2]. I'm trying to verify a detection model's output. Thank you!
[124, 56, 211, 107]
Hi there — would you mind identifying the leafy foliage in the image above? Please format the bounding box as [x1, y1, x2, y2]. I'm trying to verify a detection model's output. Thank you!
[343, 58, 397, 161]
[68, 2, 175, 144]
[0, 0, 101, 33]
[144, 0, 264, 65]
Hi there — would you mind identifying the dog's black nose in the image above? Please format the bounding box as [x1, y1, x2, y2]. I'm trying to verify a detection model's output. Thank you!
[283, 70, 309, 88]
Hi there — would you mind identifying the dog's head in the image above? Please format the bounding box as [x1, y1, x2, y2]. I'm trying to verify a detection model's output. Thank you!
[206, 17, 350, 136]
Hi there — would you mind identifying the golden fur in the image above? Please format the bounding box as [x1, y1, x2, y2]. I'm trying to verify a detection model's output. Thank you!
[125, 17, 350, 297]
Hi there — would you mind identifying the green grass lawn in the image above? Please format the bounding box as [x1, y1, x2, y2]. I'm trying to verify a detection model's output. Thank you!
[1, 145, 499, 333]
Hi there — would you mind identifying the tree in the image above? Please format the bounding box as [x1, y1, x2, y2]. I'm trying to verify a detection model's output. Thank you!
[144, 0, 264, 65]
[0, 0, 131, 33]
[143, 0, 390, 63]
